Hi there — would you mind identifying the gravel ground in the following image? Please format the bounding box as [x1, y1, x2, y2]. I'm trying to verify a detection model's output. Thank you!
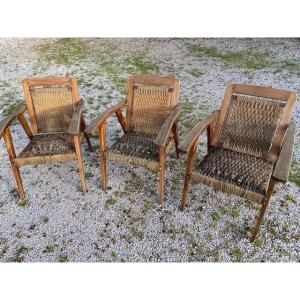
[0, 38, 299, 262]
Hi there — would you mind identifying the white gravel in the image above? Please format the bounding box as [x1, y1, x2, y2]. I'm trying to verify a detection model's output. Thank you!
[0, 38, 299, 262]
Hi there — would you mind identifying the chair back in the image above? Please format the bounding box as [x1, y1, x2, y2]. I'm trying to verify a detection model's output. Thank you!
[125, 76, 180, 134]
[22, 77, 80, 134]
[211, 84, 296, 161]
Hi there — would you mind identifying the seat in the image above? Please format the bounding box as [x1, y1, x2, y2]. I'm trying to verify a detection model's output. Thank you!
[192, 147, 274, 203]
[179, 84, 296, 241]
[106, 132, 173, 170]
[86, 76, 182, 203]
[0, 77, 92, 200]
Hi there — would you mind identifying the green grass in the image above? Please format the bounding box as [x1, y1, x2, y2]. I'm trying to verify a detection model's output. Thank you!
[58, 255, 68, 262]
[231, 209, 240, 219]
[289, 160, 300, 187]
[12, 246, 29, 262]
[43, 216, 49, 224]
[190, 69, 205, 77]
[104, 196, 118, 209]
[18, 199, 29, 207]
[37, 38, 88, 65]
[189, 44, 272, 69]
[131, 227, 144, 240]
[211, 211, 221, 222]
[230, 247, 242, 262]
[85, 171, 94, 179]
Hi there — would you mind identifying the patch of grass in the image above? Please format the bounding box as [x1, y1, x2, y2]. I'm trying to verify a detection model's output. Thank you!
[43, 216, 49, 224]
[9, 188, 19, 199]
[280, 60, 300, 72]
[125, 52, 160, 74]
[43, 245, 55, 253]
[195, 213, 202, 221]
[37, 38, 88, 65]
[1, 100, 24, 117]
[190, 69, 205, 77]
[104, 196, 118, 209]
[189, 44, 272, 69]
[131, 227, 144, 240]
[111, 251, 117, 258]
[253, 239, 263, 248]
[18, 199, 29, 207]
[0, 237, 9, 259]
[211, 211, 221, 222]
[230, 247, 242, 262]
[231, 209, 240, 219]
[0, 81, 10, 88]
[58, 255, 68, 262]
[143, 200, 155, 213]
[12, 246, 29, 262]
[85, 171, 94, 179]
[285, 194, 295, 202]
[289, 160, 300, 187]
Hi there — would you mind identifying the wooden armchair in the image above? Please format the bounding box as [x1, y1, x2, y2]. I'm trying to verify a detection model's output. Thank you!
[85, 76, 181, 203]
[0, 77, 92, 200]
[179, 84, 296, 241]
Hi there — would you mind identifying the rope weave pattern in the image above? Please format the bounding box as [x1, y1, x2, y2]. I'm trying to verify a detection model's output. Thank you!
[218, 95, 284, 159]
[30, 86, 75, 133]
[192, 147, 274, 203]
[131, 85, 173, 134]
[106, 132, 173, 170]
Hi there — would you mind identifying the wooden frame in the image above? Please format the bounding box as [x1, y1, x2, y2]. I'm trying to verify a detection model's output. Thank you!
[0, 77, 92, 200]
[85, 76, 181, 203]
[179, 84, 296, 241]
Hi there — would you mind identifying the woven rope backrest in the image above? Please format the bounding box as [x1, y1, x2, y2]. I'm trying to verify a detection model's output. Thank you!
[126, 76, 180, 134]
[217, 95, 285, 159]
[23, 78, 80, 134]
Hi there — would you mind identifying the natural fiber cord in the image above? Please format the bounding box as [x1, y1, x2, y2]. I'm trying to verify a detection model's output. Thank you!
[218, 95, 284, 159]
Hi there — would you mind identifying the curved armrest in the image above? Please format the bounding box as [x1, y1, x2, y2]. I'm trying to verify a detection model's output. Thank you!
[0, 105, 27, 139]
[68, 99, 84, 135]
[272, 121, 296, 182]
[85, 99, 126, 135]
[154, 103, 182, 147]
[179, 110, 219, 153]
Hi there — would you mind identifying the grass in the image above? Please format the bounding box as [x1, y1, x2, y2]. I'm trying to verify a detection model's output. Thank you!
[104, 196, 118, 209]
[36, 38, 88, 65]
[12, 246, 29, 262]
[289, 160, 300, 187]
[18, 199, 29, 207]
[190, 69, 205, 77]
[131, 227, 144, 240]
[58, 255, 68, 262]
[189, 44, 272, 69]
[85, 171, 94, 179]
[43, 216, 49, 224]
[1, 98, 23, 117]
[230, 247, 242, 262]
[211, 211, 221, 222]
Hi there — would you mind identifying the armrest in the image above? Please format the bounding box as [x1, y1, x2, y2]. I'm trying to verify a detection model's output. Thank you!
[179, 110, 219, 153]
[85, 99, 126, 135]
[0, 105, 27, 139]
[272, 121, 296, 182]
[68, 99, 84, 135]
[154, 103, 182, 147]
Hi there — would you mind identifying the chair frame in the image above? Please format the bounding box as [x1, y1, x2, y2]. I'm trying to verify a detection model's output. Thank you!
[179, 84, 296, 241]
[85, 76, 181, 203]
[0, 77, 92, 200]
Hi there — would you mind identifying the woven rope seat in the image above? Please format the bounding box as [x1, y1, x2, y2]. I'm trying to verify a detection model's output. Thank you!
[192, 147, 274, 203]
[106, 132, 173, 170]
[15, 133, 82, 166]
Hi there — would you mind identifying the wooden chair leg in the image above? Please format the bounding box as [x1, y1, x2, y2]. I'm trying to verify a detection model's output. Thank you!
[81, 115, 93, 152]
[180, 140, 199, 211]
[74, 135, 87, 193]
[172, 121, 180, 158]
[180, 171, 192, 211]
[99, 122, 107, 192]
[250, 179, 276, 242]
[159, 147, 166, 204]
[3, 128, 25, 200]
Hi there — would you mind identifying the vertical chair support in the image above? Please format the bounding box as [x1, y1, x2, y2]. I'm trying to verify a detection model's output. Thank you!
[172, 121, 180, 158]
[74, 135, 87, 193]
[3, 128, 25, 200]
[250, 178, 276, 242]
[180, 138, 200, 211]
[99, 122, 107, 192]
[80, 114, 93, 152]
[159, 147, 166, 204]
